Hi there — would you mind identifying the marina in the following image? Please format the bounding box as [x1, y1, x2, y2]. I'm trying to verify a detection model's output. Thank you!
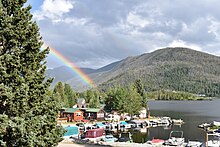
[61, 98, 220, 146]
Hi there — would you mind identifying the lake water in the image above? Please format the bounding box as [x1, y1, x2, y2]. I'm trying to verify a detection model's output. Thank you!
[131, 98, 220, 143]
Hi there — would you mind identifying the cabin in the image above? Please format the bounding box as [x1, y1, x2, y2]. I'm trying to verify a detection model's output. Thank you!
[62, 108, 84, 122]
[85, 128, 105, 141]
[84, 108, 105, 121]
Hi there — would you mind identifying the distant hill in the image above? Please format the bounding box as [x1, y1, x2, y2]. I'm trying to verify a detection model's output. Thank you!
[47, 47, 220, 96]
[46, 66, 96, 84]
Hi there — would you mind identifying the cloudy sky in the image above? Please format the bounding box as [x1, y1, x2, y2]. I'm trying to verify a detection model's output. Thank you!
[27, 0, 220, 69]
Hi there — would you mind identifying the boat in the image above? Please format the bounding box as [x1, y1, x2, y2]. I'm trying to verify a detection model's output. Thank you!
[118, 132, 133, 143]
[120, 121, 132, 129]
[198, 123, 211, 129]
[158, 117, 172, 126]
[84, 128, 105, 142]
[172, 119, 184, 124]
[103, 134, 118, 142]
[206, 133, 220, 147]
[164, 131, 184, 146]
[207, 140, 220, 147]
[146, 138, 165, 146]
[212, 121, 220, 126]
[185, 140, 203, 147]
[129, 119, 144, 128]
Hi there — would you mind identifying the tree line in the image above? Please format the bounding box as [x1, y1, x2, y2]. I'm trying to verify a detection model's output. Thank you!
[52, 79, 147, 116]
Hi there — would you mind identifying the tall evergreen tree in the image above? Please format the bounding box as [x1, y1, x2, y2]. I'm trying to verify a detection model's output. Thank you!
[54, 82, 69, 107]
[0, 0, 64, 146]
[134, 79, 148, 107]
[124, 84, 142, 116]
[85, 90, 100, 108]
[64, 83, 76, 107]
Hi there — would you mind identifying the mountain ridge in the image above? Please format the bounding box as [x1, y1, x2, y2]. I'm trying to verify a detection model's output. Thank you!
[47, 47, 220, 96]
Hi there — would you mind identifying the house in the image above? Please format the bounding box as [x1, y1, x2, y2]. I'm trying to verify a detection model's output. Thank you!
[139, 107, 147, 119]
[84, 108, 105, 120]
[62, 108, 84, 122]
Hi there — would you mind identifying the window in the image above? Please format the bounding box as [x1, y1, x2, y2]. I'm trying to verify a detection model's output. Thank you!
[97, 113, 104, 118]
[76, 112, 81, 116]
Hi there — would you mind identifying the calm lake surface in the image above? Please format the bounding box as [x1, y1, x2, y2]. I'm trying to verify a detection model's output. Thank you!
[131, 98, 220, 143]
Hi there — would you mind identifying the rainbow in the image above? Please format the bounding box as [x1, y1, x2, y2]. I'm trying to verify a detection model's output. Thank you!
[42, 44, 96, 88]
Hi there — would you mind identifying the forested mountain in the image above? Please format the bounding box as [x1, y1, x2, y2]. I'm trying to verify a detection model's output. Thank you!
[47, 47, 220, 96]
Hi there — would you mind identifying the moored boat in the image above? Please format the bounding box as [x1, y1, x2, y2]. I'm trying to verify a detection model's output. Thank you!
[146, 138, 165, 146]
[185, 140, 203, 147]
[198, 122, 211, 129]
[206, 133, 220, 147]
[172, 119, 184, 124]
[103, 134, 118, 142]
[164, 131, 185, 146]
[118, 132, 133, 143]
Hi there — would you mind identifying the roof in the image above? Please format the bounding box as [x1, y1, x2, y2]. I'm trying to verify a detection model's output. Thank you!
[64, 108, 80, 113]
[96, 122, 105, 127]
[120, 121, 128, 125]
[86, 128, 105, 132]
[86, 108, 102, 113]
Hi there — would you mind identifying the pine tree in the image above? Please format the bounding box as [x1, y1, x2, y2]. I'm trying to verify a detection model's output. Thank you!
[64, 83, 76, 107]
[86, 90, 100, 108]
[124, 84, 142, 116]
[134, 79, 148, 107]
[0, 0, 64, 146]
[54, 82, 69, 107]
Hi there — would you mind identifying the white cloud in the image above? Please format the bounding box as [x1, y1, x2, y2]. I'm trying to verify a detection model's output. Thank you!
[33, 0, 220, 68]
[127, 12, 153, 28]
[62, 17, 88, 25]
[168, 40, 202, 51]
[208, 16, 220, 41]
[76, 57, 119, 69]
[34, 0, 74, 21]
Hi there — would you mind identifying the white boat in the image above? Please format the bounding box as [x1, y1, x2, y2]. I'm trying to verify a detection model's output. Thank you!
[198, 122, 210, 129]
[158, 117, 172, 126]
[185, 140, 203, 147]
[207, 133, 220, 147]
[213, 121, 220, 126]
[103, 134, 118, 142]
[207, 140, 220, 147]
[172, 119, 184, 124]
[164, 131, 184, 146]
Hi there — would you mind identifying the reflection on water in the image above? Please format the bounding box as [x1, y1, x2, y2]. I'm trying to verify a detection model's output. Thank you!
[132, 98, 220, 143]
